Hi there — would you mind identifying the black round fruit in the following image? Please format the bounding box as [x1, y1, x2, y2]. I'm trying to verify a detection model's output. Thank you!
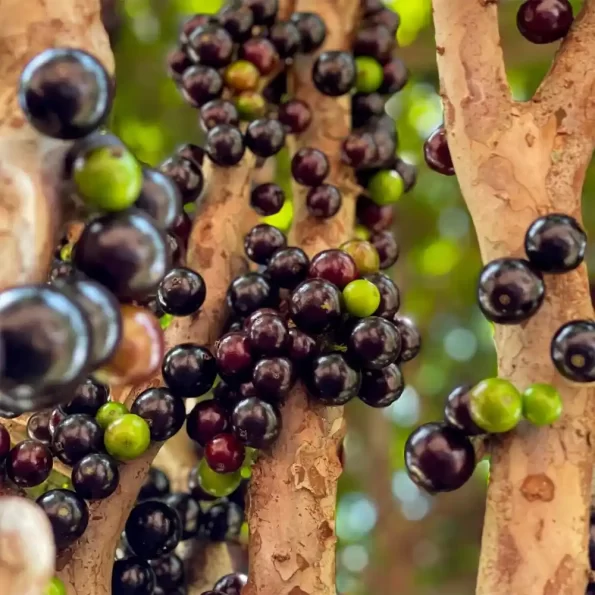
[72, 452, 120, 500]
[312, 51, 356, 97]
[63, 378, 109, 416]
[359, 363, 404, 408]
[305, 353, 361, 405]
[139, 467, 170, 501]
[157, 267, 206, 317]
[52, 414, 104, 466]
[227, 273, 276, 317]
[206, 124, 246, 166]
[347, 316, 401, 370]
[290, 278, 342, 335]
[131, 387, 186, 441]
[162, 344, 217, 398]
[135, 167, 182, 229]
[244, 224, 287, 264]
[112, 558, 156, 595]
[232, 397, 281, 448]
[163, 492, 202, 540]
[551, 320, 595, 382]
[36, 489, 89, 550]
[444, 384, 484, 436]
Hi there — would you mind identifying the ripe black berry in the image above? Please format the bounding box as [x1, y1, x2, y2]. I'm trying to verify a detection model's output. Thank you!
[253, 357, 293, 402]
[240, 38, 279, 75]
[306, 184, 342, 219]
[131, 387, 186, 441]
[312, 51, 356, 96]
[290, 12, 327, 52]
[424, 127, 454, 176]
[6, 440, 53, 487]
[305, 353, 361, 405]
[201, 499, 243, 541]
[163, 493, 202, 540]
[370, 230, 399, 269]
[341, 132, 378, 168]
[269, 21, 302, 58]
[291, 148, 330, 186]
[214, 573, 248, 595]
[278, 99, 312, 134]
[63, 378, 109, 416]
[250, 183, 285, 216]
[365, 273, 400, 319]
[181, 65, 224, 107]
[290, 278, 343, 334]
[187, 24, 234, 68]
[162, 344, 217, 398]
[245, 119, 286, 158]
[517, 0, 573, 44]
[359, 363, 404, 408]
[244, 224, 287, 264]
[379, 57, 409, 94]
[157, 267, 206, 316]
[206, 124, 246, 166]
[391, 315, 421, 362]
[37, 489, 89, 549]
[353, 25, 394, 62]
[244, 0, 278, 25]
[268, 247, 310, 289]
[72, 452, 120, 500]
[348, 316, 401, 369]
[135, 167, 181, 229]
[220, 6, 255, 42]
[309, 249, 358, 289]
[159, 155, 204, 204]
[524, 213, 586, 273]
[139, 467, 170, 501]
[215, 331, 255, 384]
[551, 320, 595, 382]
[150, 553, 186, 591]
[228, 273, 276, 317]
[200, 99, 240, 131]
[187, 400, 229, 446]
[477, 258, 545, 324]
[232, 397, 281, 448]
[444, 384, 484, 436]
[53, 414, 103, 465]
[112, 558, 156, 595]
[246, 312, 289, 356]
[405, 423, 475, 493]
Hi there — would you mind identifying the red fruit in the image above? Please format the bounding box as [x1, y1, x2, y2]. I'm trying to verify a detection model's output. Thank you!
[205, 433, 245, 473]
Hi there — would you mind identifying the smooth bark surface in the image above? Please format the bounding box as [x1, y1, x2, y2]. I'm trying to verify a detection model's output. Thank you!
[432, 0, 595, 593]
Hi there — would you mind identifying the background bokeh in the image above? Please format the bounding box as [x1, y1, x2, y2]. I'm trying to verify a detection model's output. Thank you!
[108, 1, 594, 593]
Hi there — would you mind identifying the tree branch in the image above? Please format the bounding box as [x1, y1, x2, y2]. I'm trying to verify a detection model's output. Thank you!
[246, 3, 360, 594]
[432, 0, 595, 594]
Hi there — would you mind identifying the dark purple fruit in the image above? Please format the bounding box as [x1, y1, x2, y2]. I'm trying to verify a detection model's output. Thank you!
[150, 553, 185, 590]
[131, 387, 185, 441]
[37, 489, 89, 549]
[359, 363, 404, 407]
[391, 315, 420, 362]
[308, 249, 358, 289]
[187, 24, 234, 68]
[205, 124, 245, 166]
[405, 422, 475, 493]
[290, 278, 343, 334]
[112, 558, 156, 595]
[551, 320, 595, 382]
[444, 384, 484, 436]
[220, 6, 255, 42]
[312, 51, 356, 96]
[353, 25, 394, 62]
[268, 247, 310, 290]
[246, 312, 289, 356]
[341, 132, 378, 169]
[348, 316, 401, 369]
[135, 167, 182, 228]
[139, 467, 170, 501]
[181, 65, 223, 107]
[187, 400, 229, 446]
[163, 493, 202, 540]
[269, 20, 301, 57]
[252, 357, 293, 402]
[26, 410, 52, 445]
[157, 267, 206, 316]
[227, 273, 276, 317]
[305, 353, 361, 405]
[63, 378, 109, 416]
[205, 433, 245, 473]
[423, 127, 454, 176]
[364, 273, 400, 319]
[53, 414, 103, 465]
[245, 119, 286, 158]
[162, 344, 217, 398]
[370, 230, 399, 269]
[201, 499, 243, 541]
[159, 155, 204, 204]
[250, 183, 285, 216]
[278, 99, 312, 134]
[290, 12, 327, 52]
[306, 184, 342, 219]
[213, 573, 248, 595]
[517, 0, 573, 44]
[239, 38, 279, 75]
[357, 195, 393, 233]
[215, 332, 254, 384]
[72, 452, 120, 500]
[200, 99, 240, 131]
[6, 440, 53, 487]
[291, 147, 330, 186]
[167, 48, 193, 80]
[244, 224, 287, 264]
[287, 328, 318, 366]
[232, 397, 281, 448]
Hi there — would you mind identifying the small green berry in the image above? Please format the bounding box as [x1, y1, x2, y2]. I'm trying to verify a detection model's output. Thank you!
[73, 145, 142, 211]
[104, 413, 151, 460]
[522, 383, 562, 426]
[45, 577, 67, 595]
[470, 378, 522, 433]
[225, 60, 260, 92]
[354, 224, 371, 241]
[196, 458, 242, 497]
[159, 313, 174, 330]
[355, 56, 384, 93]
[59, 243, 73, 262]
[235, 91, 267, 120]
[95, 401, 129, 430]
[368, 170, 405, 206]
[343, 279, 381, 318]
[340, 239, 380, 275]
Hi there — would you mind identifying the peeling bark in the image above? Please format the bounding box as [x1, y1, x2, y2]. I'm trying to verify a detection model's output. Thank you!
[432, 0, 595, 593]
[246, 3, 360, 594]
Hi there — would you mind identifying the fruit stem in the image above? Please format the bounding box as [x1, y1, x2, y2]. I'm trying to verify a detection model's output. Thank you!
[432, 0, 595, 593]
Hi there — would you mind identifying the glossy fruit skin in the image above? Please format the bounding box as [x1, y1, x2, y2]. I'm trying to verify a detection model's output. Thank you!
[227, 273, 275, 317]
[162, 344, 217, 398]
[348, 316, 402, 370]
[64, 377, 109, 416]
[424, 127, 455, 175]
[239, 38, 279, 75]
[252, 357, 293, 402]
[157, 267, 206, 317]
[517, 0, 573, 43]
[181, 65, 223, 107]
[220, 6, 255, 42]
[245, 119, 286, 158]
[551, 320, 595, 382]
[200, 99, 240, 132]
[232, 397, 281, 448]
[312, 51, 356, 96]
[371, 230, 399, 269]
[19, 48, 111, 139]
[244, 224, 287, 264]
[267, 247, 310, 290]
[524, 213, 586, 273]
[159, 155, 204, 204]
[163, 493, 202, 540]
[405, 422, 475, 493]
[308, 249, 358, 289]
[72, 452, 119, 500]
[205, 433, 245, 473]
[187, 401, 229, 446]
[278, 99, 312, 133]
[179, 14, 218, 44]
[112, 558, 156, 595]
[37, 489, 89, 550]
[104, 413, 151, 461]
[187, 24, 234, 68]
[150, 552, 186, 590]
[125, 500, 182, 559]
[368, 170, 405, 206]
[367, 7, 401, 34]
[26, 410, 52, 445]
[356, 196, 394, 233]
[53, 414, 103, 465]
[244, 0, 278, 24]
[139, 467, 170, 501]
[340, 239, 381, 275]
[305, 353, 361, 405]
[380, 57, 409, 94]
[394, 158, 418, 192]
[131, 388, 185, 442]
[0, 285, 91, 411]
[477, 258, 545, 324]
[290, 12, 326, 52]
[167, 48, 193, 80]
[470, 378, 523, 433]
[341, 132, 378, 169]
[353, 25, 394, 62]
[287, 328, 319, 367]
[200, 500, 244, 541]
[215, 332, 254, 384]
[250, 183, 285, 216]
[359, 363, 404, 408]
[365, 273, 400, 319]
[95, 401, 128, 430]
[45, 577, 67, 595]
[306, 184, 342, 219]
[135, 167, 182, 229]
[444, 384, 484, 436]
[206, 124, 246, 166]
[246, 312, 289, 357]
[355, 56, 384, 93]
[224, 60, 260, 92]
[98, 305, 164, 386]
[291, 147, 330, 186]
[290, 278, 343, 334]
[6, 440, 53, 487]
[74, 209, 170, 302]
[390, 315, 421, 362]
[193, 458, 242, 498]
[351, 92, 385, 128]
[214, 573, 248, 595]
[343, 279, 381, 318]
[522, 383, 563, 426]
[269, 20, 302, 58]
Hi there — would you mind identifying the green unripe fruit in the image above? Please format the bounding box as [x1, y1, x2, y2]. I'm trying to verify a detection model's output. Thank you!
[96, 401, 129, 430]
[354, 224, 371, 241]
[196, 458, 242, 497]
[104, 413, 151, 460]
[225, 60, 260, 92]
[470, 378, 522, 433]
[73, 144, 142, 211]
[235, 91, 267, 121]
[45, 577, 67, 595]
[368, 170, 405, 206]
[522, 383, 562, 426]
[160, 313, 174, 330]
[340, 239, 380, 275]
[355, 56, 384, 93]
[343, 279, 381, 318]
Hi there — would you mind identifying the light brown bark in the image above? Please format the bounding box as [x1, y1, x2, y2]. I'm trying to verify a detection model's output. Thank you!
[432, 0, 595, 593]
[246, 3, 359, 594]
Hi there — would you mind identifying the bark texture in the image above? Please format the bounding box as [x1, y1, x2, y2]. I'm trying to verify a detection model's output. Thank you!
[432, 0, 595, 593]
[246, 2, 359, 594]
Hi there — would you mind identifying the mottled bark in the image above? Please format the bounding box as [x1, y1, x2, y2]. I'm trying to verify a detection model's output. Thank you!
[432, 0, 595, 593]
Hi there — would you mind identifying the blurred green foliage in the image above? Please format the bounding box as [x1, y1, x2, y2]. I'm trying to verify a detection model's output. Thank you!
[110, 1, 595, 594]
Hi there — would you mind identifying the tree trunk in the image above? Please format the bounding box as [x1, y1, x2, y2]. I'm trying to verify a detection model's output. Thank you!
[431, 0, 595, 593]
